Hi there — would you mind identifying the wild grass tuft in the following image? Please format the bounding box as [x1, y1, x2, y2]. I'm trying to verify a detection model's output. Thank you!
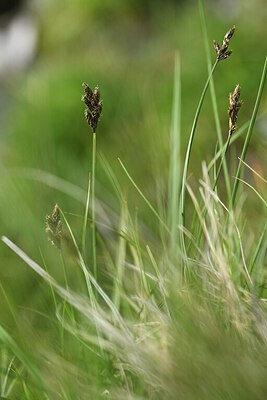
[0, 9, 266, 400]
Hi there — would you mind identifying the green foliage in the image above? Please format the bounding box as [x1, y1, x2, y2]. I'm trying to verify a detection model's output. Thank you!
[0, 1, 266, 399]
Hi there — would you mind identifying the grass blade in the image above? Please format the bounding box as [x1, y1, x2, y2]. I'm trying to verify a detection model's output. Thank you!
[199, 0, 231, 201]
[237, 158, 266, 183]
[180, 59, 218, 229]
[168, 51, 182, 251]
[118, 158, 170, 233]
[233, 177, 267, 207]
[231, 55, 267, 208]
[113, 201, 127, 310]
[0, 325, 43, 388]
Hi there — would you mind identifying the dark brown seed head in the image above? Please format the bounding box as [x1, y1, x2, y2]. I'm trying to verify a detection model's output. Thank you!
[224, 25, 235, 41]
[82, 95, 93, 111]
[92, 87, 100, 106]
[92, 101, 103, 118]
[213, 25, 235, 62]
[213, 40, 221, 54]
[82, 82, 93, 98]
[82, 83, 103, 133]
[228, 84, 243, 135]
[218, 50, 232, 61]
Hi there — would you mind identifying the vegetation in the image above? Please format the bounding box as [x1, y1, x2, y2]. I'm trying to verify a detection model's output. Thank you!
[0, 1, 266, 399]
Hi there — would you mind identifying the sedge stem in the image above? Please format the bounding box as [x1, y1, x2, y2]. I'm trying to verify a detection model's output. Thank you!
[92, 131, 97, 281]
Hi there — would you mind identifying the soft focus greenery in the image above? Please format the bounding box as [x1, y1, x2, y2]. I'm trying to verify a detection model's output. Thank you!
[0, 0, 266, 399]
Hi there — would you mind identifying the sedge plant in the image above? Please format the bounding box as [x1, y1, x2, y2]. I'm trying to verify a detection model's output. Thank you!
[0, 14, 266, 400]
[82, 82, 103, 282]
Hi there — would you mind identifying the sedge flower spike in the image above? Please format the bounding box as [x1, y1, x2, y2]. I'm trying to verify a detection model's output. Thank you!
[213, 25, 235, 61]
[228, 84, 243, 135]
[82, 82, 103, 133]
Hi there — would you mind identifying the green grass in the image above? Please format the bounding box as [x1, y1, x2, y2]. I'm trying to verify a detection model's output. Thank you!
[0, 3, 266, 399]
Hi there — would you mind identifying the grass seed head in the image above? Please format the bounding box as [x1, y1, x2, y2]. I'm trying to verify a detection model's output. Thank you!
[46, 204, 62, 249]
[213, 25, 235, 61]
[228, 84, 243, 134]
[82, 83, 103, 133]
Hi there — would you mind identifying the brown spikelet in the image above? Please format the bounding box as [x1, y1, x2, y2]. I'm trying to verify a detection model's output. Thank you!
[83, 82, 93, 98]
[213, 25, 235, 62]
[213, 40, 221, 54]
[228, 84, 243, 135]
[82, 83, 103, 133]
[46, 204, 62, 249]
[224, 26, 235, 41]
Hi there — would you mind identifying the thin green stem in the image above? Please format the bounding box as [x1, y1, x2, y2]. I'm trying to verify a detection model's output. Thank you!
[180, 59, 218, 230]
[213, 130, 232, 191]
[168, 51, 181, 251]
[195, 129, 232, 247]
[180, 58, 219, 269]
[92, 131, 97, 281]
[199, 0, 231, 202]
[82, 173, 91, 257]
[230, 56, 267, 208]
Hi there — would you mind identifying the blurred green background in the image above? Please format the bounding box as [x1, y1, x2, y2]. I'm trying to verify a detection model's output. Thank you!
[0, 0, 266, 329]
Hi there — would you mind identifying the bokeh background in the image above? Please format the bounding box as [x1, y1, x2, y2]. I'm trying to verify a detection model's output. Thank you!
[0, 0, 266, 331]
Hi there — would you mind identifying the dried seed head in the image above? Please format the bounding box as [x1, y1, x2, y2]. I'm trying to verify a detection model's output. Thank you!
[46, 204, 62, 249]
[213, 40, 221, 54]
[213, 25, 235, 62]
[219, 50, 232, 62]
[82, 83, 103, 133]
[92, 87, 100, 106]
[82, 95, 93, 111]
[228, 84, 243, 135]
[224, 25, 235, 41]
[82, 82, 93, 98]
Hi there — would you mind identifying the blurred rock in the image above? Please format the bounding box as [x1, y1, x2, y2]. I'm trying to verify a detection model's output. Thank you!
[0, 0, 37, 77]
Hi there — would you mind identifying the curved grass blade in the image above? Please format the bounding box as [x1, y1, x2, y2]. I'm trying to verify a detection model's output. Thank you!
[0, 325, 43, 389]
[199, 0, 231, 201]
[231, 55, 267, 208]
[118, 158, 170, 233]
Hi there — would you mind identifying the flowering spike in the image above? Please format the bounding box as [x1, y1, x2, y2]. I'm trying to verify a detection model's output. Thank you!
[82, 83, 103, 133]
[228, 84, 243, 135]
[46, 204, 62, 249]
[213, 25, 235, 62]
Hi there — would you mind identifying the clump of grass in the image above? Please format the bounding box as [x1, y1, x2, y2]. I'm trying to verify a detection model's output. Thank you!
[0, 9, 266, 400]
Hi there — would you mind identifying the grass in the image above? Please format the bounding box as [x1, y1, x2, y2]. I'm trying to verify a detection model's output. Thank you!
[230, 55, 267, 209]
[0, 5, 266, 400]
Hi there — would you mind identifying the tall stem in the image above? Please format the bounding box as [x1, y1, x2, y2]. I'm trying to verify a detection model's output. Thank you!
[180, 59, 218, 229]
[168, 52, 181, 252]
[230, 56, 267, 209]
[195, 129, 232, 248]
[212, 129, 232, 191]
[92, 131, 97, 281]
[199, 0, 232, 202]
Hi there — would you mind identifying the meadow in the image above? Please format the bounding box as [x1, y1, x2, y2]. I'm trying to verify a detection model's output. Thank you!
[0, 0, 266, 399]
